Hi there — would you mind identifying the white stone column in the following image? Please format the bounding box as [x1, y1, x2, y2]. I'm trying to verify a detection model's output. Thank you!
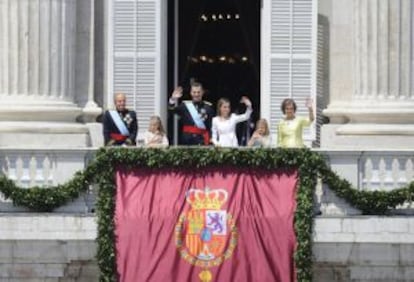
[0, 0, 90, 147]
[82, 0, 102, 123]
[322, 0, 414, 149]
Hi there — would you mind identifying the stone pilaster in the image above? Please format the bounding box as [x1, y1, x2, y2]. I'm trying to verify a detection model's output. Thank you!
[0, 0, 100, 147]
[322, 0, 414, 149]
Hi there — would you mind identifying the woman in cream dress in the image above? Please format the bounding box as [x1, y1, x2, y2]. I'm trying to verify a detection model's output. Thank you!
[211, 97, 253, 147]
[277, 98, 314, 148]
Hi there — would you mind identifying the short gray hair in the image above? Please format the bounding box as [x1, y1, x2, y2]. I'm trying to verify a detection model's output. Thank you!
[114, 93, 126, 101]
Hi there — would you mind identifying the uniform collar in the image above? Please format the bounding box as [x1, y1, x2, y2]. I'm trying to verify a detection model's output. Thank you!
[117, 109, 128, 114]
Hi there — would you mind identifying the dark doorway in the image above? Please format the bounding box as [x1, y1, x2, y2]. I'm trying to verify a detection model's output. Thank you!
[168, 0, 261, 145]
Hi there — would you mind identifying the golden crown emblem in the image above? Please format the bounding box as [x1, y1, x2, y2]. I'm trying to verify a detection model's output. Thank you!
[186, 187, 228, 210]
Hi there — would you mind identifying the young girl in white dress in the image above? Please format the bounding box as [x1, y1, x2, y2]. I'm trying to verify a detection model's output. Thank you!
[211, 97, 253, 147]
[144, 116, 169, 148]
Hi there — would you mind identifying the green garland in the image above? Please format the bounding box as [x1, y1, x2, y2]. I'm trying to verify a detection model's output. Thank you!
[1, 148, 414, 282]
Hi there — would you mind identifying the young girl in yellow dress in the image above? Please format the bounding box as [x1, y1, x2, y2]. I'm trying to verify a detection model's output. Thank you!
[277, 98, 314, 148]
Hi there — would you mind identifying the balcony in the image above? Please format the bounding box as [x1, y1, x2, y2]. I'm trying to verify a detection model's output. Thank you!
[0, 148, 413, 281]
[2, 147, 413, 214]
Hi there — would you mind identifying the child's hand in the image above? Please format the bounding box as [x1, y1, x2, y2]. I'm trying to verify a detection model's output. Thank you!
[251, 132, 261, 140]
[149, 135, 162, 144]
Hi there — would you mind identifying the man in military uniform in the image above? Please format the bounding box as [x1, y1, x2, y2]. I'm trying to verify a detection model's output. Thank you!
[103, 93, 138, 146]
[169, 82, 214, 145]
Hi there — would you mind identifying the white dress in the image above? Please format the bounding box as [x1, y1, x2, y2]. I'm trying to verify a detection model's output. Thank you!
[211, 107, 253, 147]
[143, 131, 169, 147]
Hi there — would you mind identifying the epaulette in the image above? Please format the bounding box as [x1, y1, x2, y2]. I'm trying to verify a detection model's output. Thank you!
[203, 101, 213, 106]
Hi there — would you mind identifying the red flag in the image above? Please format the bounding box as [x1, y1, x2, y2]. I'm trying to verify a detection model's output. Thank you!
[115, 167, 298, 282]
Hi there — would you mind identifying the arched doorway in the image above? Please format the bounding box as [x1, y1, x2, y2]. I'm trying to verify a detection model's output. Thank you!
[168, 0, 261, 145]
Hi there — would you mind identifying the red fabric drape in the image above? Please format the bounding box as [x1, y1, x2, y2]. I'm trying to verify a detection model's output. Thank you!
[115, 167, 298, 282]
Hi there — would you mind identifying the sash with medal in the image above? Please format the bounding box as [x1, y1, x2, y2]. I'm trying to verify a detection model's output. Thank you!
[183, 101, 209, 144]
[109, 110, 130, 142]
[183, 101, 206, 129]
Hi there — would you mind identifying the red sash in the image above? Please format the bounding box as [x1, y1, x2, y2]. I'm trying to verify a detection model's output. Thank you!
[182, 125, 210, 145]
[110, 133, 128, 142]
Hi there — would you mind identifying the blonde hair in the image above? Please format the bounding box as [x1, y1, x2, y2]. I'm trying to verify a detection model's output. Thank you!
[216, 98, 231, 117]
[256, 119, 270, 136]
[149, 116, 166, 135]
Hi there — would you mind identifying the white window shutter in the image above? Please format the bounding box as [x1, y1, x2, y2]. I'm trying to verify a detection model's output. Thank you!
[315, 14, 329, 147]
[108, 0, 167, 141]
[261, 0, 317, 146]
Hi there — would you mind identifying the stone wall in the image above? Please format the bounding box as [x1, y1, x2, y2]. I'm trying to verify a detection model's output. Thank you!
[0, 215, 97, 281]
[1, 215, 414, 281]
[314, 243, 414, 282]
[314, 217, 414, 281]
[0, 240, 97, 282]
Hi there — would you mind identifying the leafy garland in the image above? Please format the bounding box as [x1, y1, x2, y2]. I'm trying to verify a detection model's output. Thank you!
[0, 148, 414, 282]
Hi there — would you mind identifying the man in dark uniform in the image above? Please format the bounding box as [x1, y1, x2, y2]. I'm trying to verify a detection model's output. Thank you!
[169, 82, 214, 145]
[103, 93, 138, 146]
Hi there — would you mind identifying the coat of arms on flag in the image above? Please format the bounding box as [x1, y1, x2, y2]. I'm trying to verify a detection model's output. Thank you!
[116, 167, 297, 282]
[175, 187, 238, 282]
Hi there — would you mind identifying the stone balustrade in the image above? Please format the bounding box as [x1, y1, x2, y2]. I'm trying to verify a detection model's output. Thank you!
[0, 148, 413, 214]
[0, 148, 96, 212]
